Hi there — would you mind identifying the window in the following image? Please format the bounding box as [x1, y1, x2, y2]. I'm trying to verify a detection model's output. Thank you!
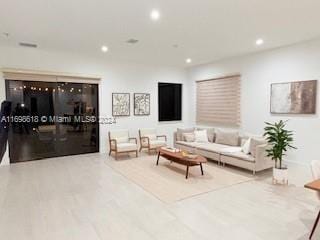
[158, 83, 182, 121]
[196, 75, 240, 126]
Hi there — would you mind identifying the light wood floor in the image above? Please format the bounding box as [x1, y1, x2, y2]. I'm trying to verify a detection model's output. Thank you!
[0, 153, 318, 240]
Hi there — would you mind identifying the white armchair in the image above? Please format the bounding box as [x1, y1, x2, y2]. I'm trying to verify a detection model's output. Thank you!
[139, 128, 167, 154]
[108, 130, 138, 160]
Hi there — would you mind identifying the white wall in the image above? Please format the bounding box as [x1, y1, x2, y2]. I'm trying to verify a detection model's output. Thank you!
[187, 38, 320, 164]
[0, 45, 192, 165]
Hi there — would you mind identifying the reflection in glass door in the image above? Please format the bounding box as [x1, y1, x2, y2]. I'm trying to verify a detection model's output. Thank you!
[5, 80, 99, 163]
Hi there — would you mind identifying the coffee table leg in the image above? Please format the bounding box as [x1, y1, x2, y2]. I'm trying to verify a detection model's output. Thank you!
[200, 163, 204, 175]
[186, 165, 189, 179]
[156, 152, 160, 165]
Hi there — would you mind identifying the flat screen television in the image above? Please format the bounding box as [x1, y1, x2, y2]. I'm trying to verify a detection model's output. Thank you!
[158, 82, 182, 121]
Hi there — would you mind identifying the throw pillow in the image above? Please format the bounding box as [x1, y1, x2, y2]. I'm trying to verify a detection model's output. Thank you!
[194, 130, 209, 143]
[197, 128, 215, 142]
[215, 129, 239, 146]
[177, 128, 195, 141]
[182, 132, 195, 142]
[241, 138, 251, 154]
[249, 137, 266, 157]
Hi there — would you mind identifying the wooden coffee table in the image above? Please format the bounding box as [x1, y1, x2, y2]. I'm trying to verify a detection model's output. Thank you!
[156, 148, 207, 179]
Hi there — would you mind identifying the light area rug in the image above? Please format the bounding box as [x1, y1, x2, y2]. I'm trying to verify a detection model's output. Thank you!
[106, 155, 253, 203]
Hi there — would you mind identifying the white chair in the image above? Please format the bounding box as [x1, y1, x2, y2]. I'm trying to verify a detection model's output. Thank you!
[108, 130, 138, 160]
[139, 128, 167, 154]
[309, 160, 320, 239]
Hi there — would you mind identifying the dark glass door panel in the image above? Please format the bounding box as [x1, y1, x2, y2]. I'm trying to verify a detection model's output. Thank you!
[54, 82, 99, 156]
[6, 80, 57, 162]
[5, 80, 99, 163]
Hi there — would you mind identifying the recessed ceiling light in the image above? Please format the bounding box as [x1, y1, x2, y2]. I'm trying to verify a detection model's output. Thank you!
[150, 9, 160, 21]
[126, 39, 139, 44]
[186, 58, 192, 64]
[256, 38, 264, 46]
[101, 45, 108, 52]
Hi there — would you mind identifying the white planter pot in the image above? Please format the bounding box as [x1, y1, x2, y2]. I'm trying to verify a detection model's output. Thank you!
[272, 167, 288, 185]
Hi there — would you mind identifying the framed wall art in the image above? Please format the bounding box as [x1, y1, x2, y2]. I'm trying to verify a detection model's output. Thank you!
[134, 93, 150, 116]
[270, 80, 317, 114]
[112, 93, 130, 116]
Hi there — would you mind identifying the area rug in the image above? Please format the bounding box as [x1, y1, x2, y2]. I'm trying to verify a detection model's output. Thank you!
[105, 155, 254, 203]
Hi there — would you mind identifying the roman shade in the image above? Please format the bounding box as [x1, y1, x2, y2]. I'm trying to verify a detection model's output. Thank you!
[196, 74, 241, 126]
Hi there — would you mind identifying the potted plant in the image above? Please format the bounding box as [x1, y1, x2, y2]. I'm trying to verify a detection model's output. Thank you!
[264, 120, 296, 185]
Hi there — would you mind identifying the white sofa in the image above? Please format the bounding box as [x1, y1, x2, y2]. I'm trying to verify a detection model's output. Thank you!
[174, 128, 273, 174]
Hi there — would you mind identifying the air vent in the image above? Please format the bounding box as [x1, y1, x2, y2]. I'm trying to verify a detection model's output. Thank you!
[19, 42, 38, 48]
[126, 39, 139, 44]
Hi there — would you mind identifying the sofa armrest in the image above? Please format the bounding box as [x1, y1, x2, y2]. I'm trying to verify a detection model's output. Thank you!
[129, 137, 138, 144]
[173, 132, 177, 147]
[140, 136, 150, 147]
[157, 135, 167, 141]
[110, 139, 117, 151]
[254, 144, 274, 171]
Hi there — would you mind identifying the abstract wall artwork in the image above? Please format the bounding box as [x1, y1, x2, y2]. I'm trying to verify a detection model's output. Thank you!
[270, 80, 317, 114]
[134, 93, 150, 116]
[112, 93, 130, 116]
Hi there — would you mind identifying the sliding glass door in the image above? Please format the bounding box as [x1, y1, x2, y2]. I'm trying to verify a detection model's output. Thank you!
[5, 80, 99, 163]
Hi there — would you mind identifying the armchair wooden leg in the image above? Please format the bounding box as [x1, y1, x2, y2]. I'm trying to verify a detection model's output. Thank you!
[139, 146, 142, 152]
[186, 166, 189, 179]
[148, 148, 150, 155]
[310, 210, 320, 239]
[115, 152, 118, 160]
[200, 163, 204, 175]
[136, 151, 138, 157]
[109, 150, 111, 156]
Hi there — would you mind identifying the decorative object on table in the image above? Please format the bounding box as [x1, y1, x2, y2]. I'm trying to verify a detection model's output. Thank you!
[112, 93, 130, 116]
[161, 147, 180, 153]
[134, 93, 150, 116]
[270, 80, 317, 114]
[264, 120, 297, 185]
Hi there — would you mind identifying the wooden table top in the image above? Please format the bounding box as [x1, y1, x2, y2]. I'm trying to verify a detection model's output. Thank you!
[158, 148, 207, 164]
[305, 179, 320, 191]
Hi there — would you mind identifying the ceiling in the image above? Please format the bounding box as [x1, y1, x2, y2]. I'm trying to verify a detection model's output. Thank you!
[1, 0, 320, 67]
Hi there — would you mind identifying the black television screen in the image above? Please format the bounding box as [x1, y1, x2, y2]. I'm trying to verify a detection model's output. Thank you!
[158, 82, 182, 121]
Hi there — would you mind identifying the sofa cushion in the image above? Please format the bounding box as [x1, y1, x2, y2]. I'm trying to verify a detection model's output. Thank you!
[150, 140, 166, 148]
[250, 137, 266, 157]
[222, 151, 255, 162]
[182, 132, 195, 142]
[117, 143, 138, 152]
[110, 130, 129, 143]
[194, 130, 209, 143]
[215, 129, 239, 146]
[176, 141, 203, 148]
[177, 128, 195, 141]
[140, 128, 156, 137]
[196, 143, 232, 154]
